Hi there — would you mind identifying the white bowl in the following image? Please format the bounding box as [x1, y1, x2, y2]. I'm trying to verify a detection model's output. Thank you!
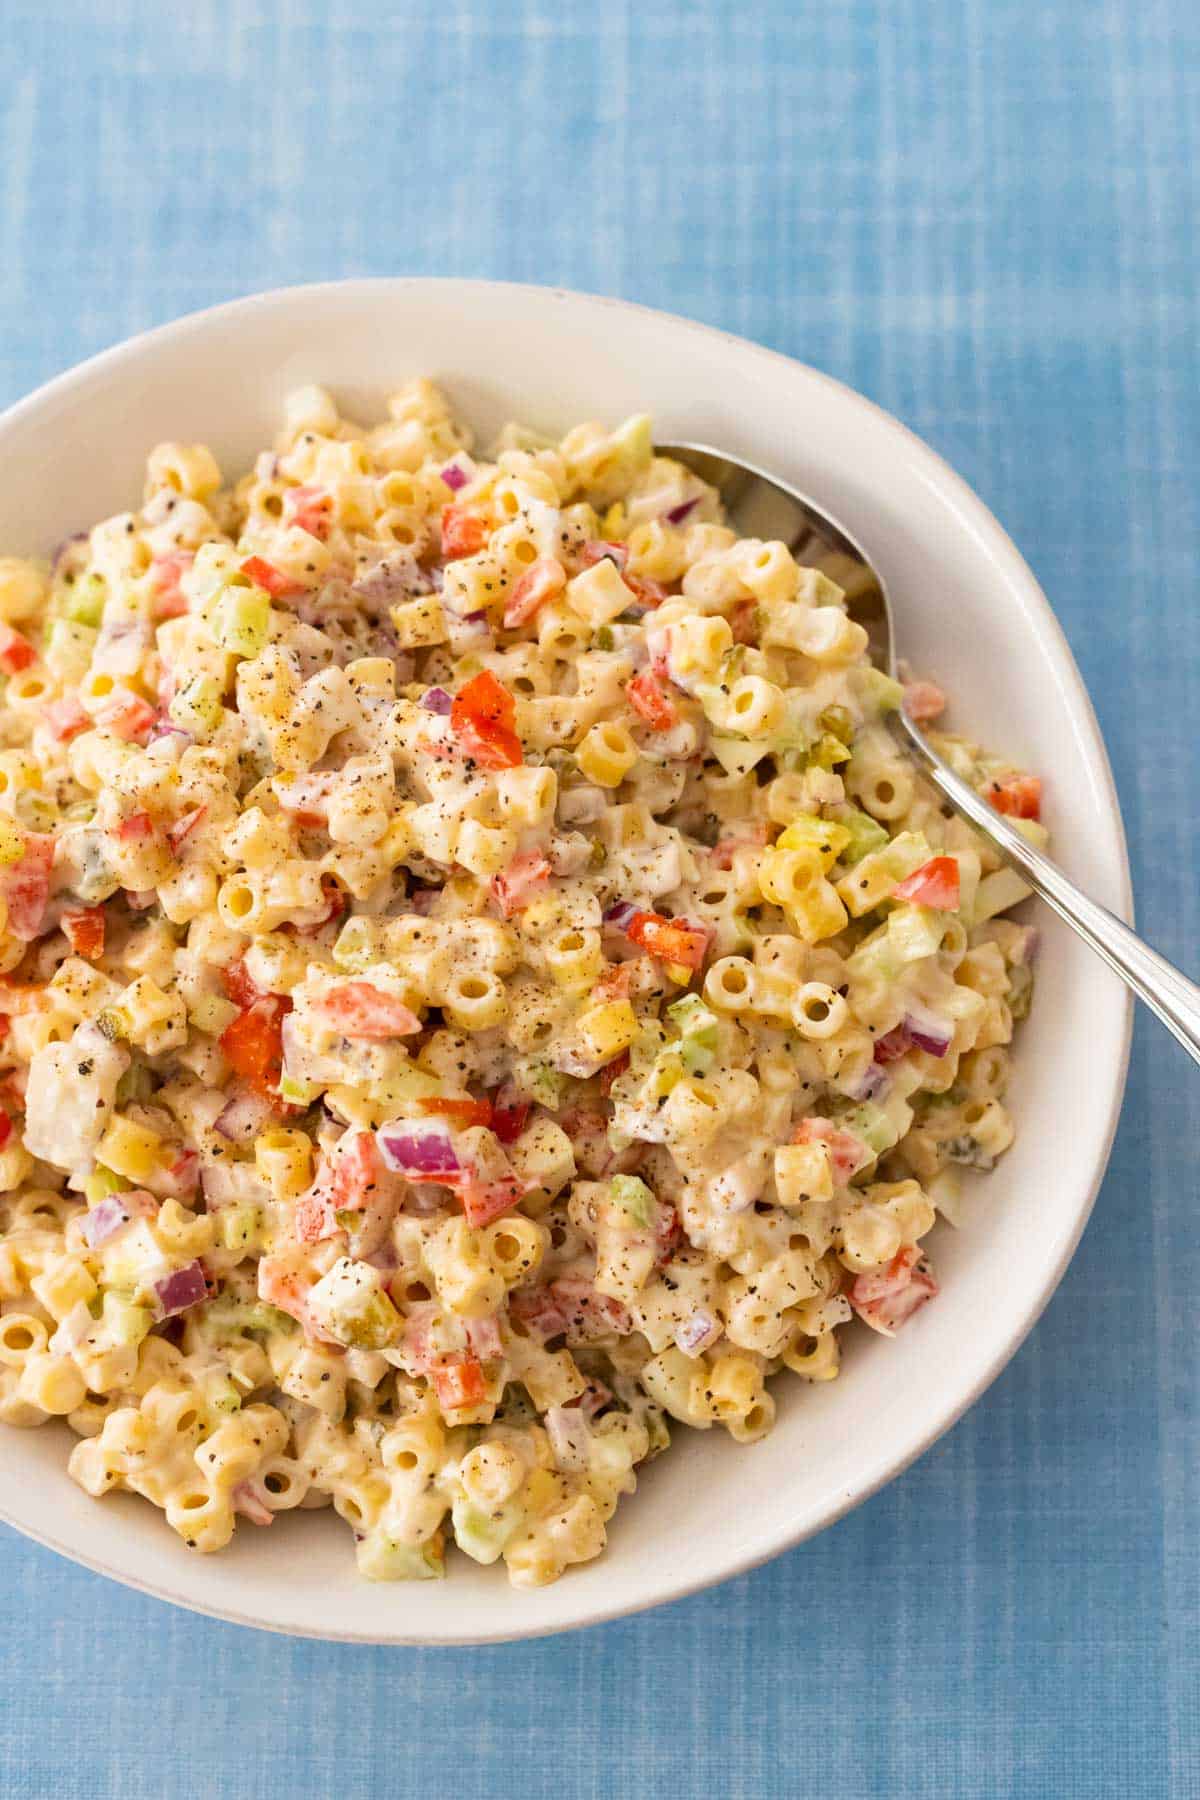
[0, 280, 1131, 1643]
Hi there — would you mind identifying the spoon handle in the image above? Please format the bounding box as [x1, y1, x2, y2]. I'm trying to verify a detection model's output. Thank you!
[891, 710, 1200, 1066]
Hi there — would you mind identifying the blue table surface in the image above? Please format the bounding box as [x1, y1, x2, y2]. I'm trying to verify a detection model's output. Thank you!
[2, 1, 1197, 1795]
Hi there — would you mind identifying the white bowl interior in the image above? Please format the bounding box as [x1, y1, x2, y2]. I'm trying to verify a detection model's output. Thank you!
[0, 282, 1131, 1641]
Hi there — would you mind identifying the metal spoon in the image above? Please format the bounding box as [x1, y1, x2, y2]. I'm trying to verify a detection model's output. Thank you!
[660, 440, 1200, 1065]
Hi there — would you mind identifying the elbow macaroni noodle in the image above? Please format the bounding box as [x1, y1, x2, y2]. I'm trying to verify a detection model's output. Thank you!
[0, 384, 1042, 1588]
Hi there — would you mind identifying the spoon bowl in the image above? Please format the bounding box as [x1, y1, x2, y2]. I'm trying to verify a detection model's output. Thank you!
[661, 437, 1200, 1070]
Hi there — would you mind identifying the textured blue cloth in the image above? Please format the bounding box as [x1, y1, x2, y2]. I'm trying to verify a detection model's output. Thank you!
[1, 1, 1198, 1795]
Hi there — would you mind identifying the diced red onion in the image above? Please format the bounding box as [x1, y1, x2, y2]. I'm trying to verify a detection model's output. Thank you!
[905, 1014, 953, 1057]
[408, 886, 438, 915]
[576, 1377, 612, 1419]
[545, 1404, 590, 1472]
[376, 1124, 461, 1177]
[675, 1307, 722, 1357]
[213, 1090, 275, 1144]
[464, 1314, 503, 1359]
[233, 1480, 275, 1527]
[147, 719, 192, 746]
[873, 1014, 953, 1064]
[153, 1260, 208, 1317]
[602, 899, 640, 929]
[81, 1194, 132, 1248]
[440, 459, 474, 491]
[581, 541, 628, 572]
[665, 497, 699, 525]
[852, 1062, 890, 1102]
[52, 532, 88, 574]
[353, 553, 432, 605]
[421, 687, 453, 714]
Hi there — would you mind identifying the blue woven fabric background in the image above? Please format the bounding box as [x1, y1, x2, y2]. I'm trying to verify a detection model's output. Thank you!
[1, 1, 1197, 1795]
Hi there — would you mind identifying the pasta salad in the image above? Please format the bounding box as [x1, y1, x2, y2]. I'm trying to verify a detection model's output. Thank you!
[0, 384, 1043, 1587]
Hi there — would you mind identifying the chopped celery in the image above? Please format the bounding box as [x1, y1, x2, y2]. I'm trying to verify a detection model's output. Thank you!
[808, 732, 851, 771]
[170, 672, 226, 739]
[886, 902, 946, 963]
[62, 572, 106, 628]
[594, 625, 615, 652]
[666, 993, 719, 1074]
[832, 807, 890, 866]
[817, 704, 854, 745]
[1007, 962, 1034, 1020]
[116, 1061, 156, 1106]
[851, 667, 904, 714]
[278, 1072, 319, 1107]
[451, 1496, 519, 1564]
[213, 584, 271, 659]
[84, 1166, 130, 1206]
[357, 1533, 445, 1581]
[217, 1203, 267, 1254]
[845, 928, 898, 986]
[610, 1173, 656, 1229]
[100, 1289, 154, 1349]
[45, 618, 97, 682]
[332, 917, 378, 972]
[837, 1102, 897, 1157]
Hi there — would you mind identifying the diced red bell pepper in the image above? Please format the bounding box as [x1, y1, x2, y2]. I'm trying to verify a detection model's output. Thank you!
[167, 806, 206, 854]
[459, 1169, 525, 1230]
[42, 696, 89, 741]
[579, 540, 628, 572]
[240, 555, 304, 600]
[0, 624, 36, 674]
[61, 906, 105, 960]
[319, 1129, 386, 1212]
[314, 982, 421, 1040]
[654, 1201, 682, 1265]
[450, 668, 523, 770]
[985, 774, 1042, 821]
[872, 1024, 912, 1065]
[891, 855, 960, 910]
[283, 486, 332, 540]
[623, 573, 668, 609]
[903, 680, 946, 724]
[598, 1049, 630, 1096]
[0, 1109, 12, 1150]
[114, 811, 156, 843]
[491, 849, 551, 918]
[625, 670, 678, 731]
[97, 692, 157, 743]
[222, 957, 263, 1009]
[419, 1095, 494, 1129]
[625, 910, 711, 973]
[710, 825, 767, 870]
[547, 1276, 632, 1341]
[503, 556, 565, 628]
[850, 1245, 938, 1335]
[1, 834, 55, 941]
[220, 997, 289, 1101]
[432, 1353, 488, 1411]
[440, 506, 489, 561]
[793, 1116, 870, 1185]
[729, 598, 759, 645]
[150, 552, 194, 619]
[490, 1083, 531, 1145]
